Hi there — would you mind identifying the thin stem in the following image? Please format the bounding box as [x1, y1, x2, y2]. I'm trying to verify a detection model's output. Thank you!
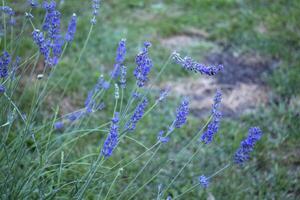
[128, 169, 162, 200]
[163, 145, 202, 194]
[173, 184, 200, 199]
[104, 169, 122, 200]
[117, 144, 161, 200]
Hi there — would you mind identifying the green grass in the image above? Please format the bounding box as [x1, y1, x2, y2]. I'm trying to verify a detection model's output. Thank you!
[0, 0, 299, 199]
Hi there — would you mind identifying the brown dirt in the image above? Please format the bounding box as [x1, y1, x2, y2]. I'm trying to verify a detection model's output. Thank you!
[160, 33, 277, 117]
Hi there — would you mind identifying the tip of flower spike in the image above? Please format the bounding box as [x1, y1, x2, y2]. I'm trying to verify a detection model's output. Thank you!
[144, 41, 151, 48]
[72, 13, 77, 16]
[199, 175, 209, 188]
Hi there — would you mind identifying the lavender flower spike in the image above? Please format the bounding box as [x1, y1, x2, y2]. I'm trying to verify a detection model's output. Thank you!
[111, 39, 126, 79]
[172, 52, 223, 76]
[126, 98, 148, 131]
[0, 51, 11, 78]
[32, 30, 50, 60]
[102, 112, 119, 158]
[199, 175, 209, 188]
[234, 127, 263, 165]
[134, 41, 153, 87]
[201, 90, 222, 144]
[174, 97, 189, 129]
[120, 65, 127, 89]
[65, 13, 77, 42]
[91, 0, 101, 24]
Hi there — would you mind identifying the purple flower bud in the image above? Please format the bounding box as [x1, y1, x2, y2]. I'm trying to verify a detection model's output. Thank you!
[199, 175, 209, 188]
[172, 52, 223, 76]
[54, 121, 64, 130]
[0, 51, 11, 78]
[102, 112, 119, 158]
[174, 97, 189, 129]
[234, 127, 263, 165]
[65, 13, 77, 42]
[200, 90, 222, 144]
[134, 41, 153, 87]
[0, 84, 5, 93]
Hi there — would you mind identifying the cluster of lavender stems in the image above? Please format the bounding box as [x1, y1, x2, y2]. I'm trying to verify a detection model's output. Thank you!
[0, 1, 266, 198]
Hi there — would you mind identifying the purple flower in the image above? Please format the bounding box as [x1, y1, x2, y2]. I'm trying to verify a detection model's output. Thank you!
[172, 52, 223, 76]
[68, 111, 84, 122]
[32, 29, 51, 61]
[111, 39, 126, 79]
[234, 127, 263, 165]
[28, 0, 39, 7]
[157, 131, 170, 143]
[102, 112, 119, 158]
[65, 13, 77, 42]
[174, 97, 189, 129]
[0, 51, 11, 78]
[43, 1, 61, 39]
[134, 41, 153, 87]
[91, 0, 101, 24]
[120, 65, 127, 89]
[126, 98, 148, 131]
[199, 175, 209, 188]
[200, 90, 222, 144]
[0, 84, 5, 93]
[0, 6, 15, 16]
[132, 92, 141, 99]
[54, 121, 64, 130]
[95, 75, 110, 91]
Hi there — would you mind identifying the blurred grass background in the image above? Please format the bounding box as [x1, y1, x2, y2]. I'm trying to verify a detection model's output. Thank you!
[4, 0, 300, 199]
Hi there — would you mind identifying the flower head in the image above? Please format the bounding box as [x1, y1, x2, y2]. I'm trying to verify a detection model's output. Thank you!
[174, 97, 189, 129]
[0, 51, 11, 78]
[28, 0, 39, 7]
[199, 175, 209, 188]
[91, 0, 101, 24]
[234, 127, 263, 165]
[200, 90, 222, 144]
[102, 112, 119, 158]
[54, 121, 64, 130]
[1, 6, 15, 16]
[111, 39, 126, 79]
[126, 98, 148, 131]
[65, 13, 77, 42]
[32, 29, 51, 60]
[157, 131, 170, 143]
[172, 52, 223, 76]
[134, 41, 153, 87]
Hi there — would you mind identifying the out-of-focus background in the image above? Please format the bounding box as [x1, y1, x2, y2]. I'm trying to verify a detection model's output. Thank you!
[9, 0, 300, 199]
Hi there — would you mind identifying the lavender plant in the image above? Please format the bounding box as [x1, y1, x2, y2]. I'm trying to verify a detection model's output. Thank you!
[0, 1, 265, 199]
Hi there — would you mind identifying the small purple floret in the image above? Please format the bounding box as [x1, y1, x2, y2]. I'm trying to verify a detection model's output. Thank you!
[199, 175, 209, 188]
